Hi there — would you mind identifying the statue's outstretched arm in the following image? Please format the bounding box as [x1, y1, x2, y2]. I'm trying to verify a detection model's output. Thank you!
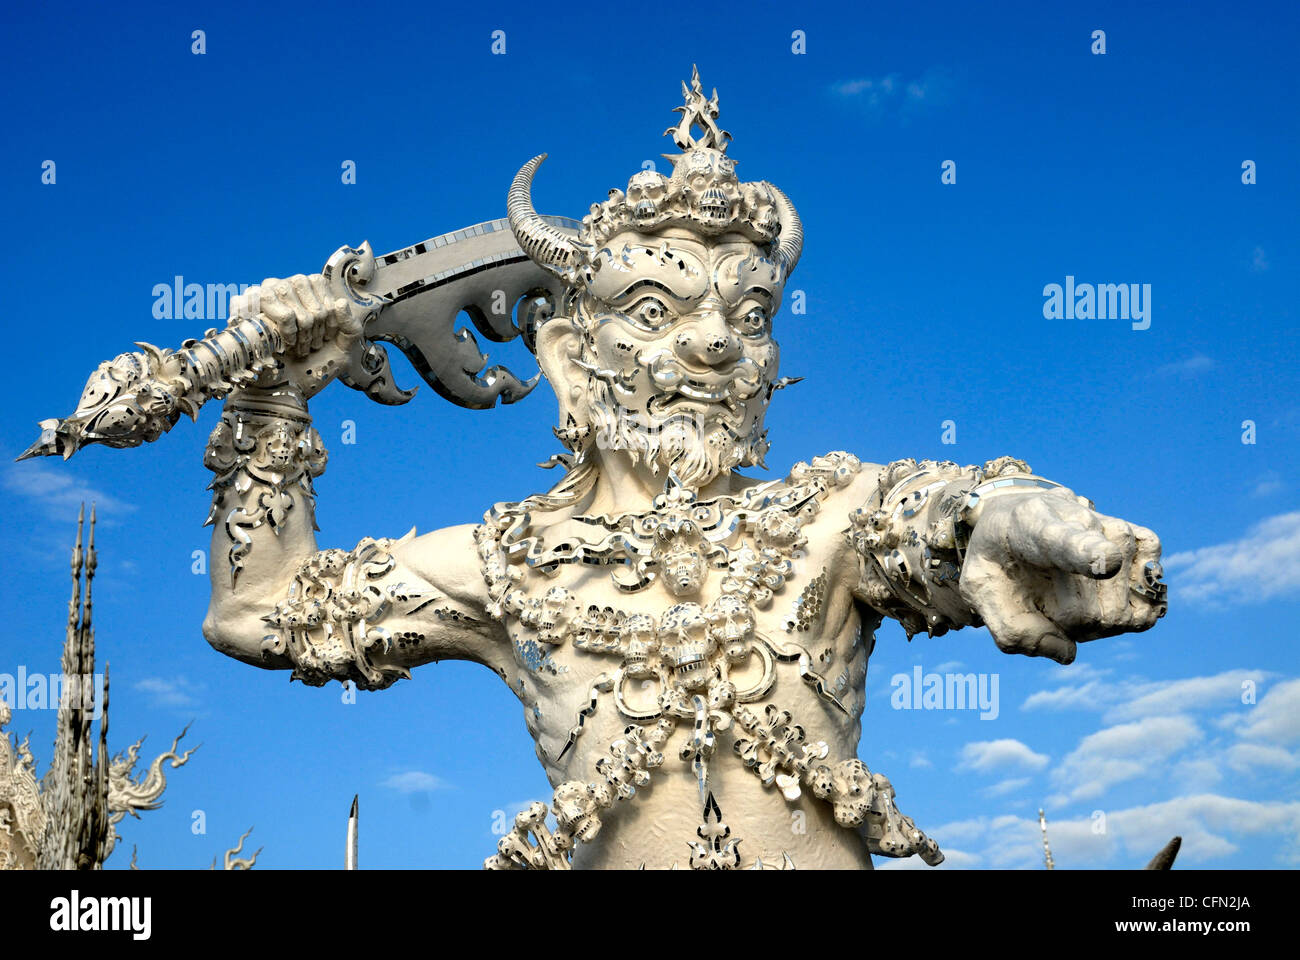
[851, 456, 1166, 664]
[200, 274, 505, 690]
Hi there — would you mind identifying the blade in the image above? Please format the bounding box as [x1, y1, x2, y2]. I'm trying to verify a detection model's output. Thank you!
[343, 216, 579, 410]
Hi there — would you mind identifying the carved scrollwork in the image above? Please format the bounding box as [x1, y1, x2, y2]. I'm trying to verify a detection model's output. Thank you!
[204, 396, 327, 587]
[0, 701, 44, 869]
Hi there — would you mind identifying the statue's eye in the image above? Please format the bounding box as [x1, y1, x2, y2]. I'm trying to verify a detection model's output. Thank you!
[733, 306, 769, 336]
[627, 295, 674, 330]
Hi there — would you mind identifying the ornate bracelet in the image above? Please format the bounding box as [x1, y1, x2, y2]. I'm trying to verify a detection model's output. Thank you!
[852, 456, 1061, 637]
[203, 386, 327, 587]
[260, 534, 424, 691]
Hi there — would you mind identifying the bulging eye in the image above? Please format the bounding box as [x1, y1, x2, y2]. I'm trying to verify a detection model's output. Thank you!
[627, 295, 674, 330]
[733, 305, 769, 336]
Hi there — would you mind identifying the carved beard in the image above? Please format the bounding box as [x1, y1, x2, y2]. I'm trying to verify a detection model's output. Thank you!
[584, 374, 768, 491]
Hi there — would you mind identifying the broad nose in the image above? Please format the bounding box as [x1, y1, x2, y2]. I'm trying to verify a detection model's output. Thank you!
[673, 307, 740, 368]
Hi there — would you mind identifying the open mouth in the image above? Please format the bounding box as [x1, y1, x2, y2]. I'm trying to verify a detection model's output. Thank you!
[674, 378, 731, 403]
[646, 392, 746, 425]
[699, 188, 731, 220]
[673, 653, 708, 681]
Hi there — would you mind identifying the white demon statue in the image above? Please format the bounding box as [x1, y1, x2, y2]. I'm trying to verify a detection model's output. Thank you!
[23, 71, 1167, 869]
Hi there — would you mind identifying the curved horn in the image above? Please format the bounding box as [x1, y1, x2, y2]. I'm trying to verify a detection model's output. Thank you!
[767, 183, 804, 280]
[508, 154, 581, 279]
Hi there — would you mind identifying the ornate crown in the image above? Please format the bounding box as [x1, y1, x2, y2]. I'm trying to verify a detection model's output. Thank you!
[508, 67, 803, 287]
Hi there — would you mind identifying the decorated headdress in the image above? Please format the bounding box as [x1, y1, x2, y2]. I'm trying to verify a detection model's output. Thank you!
[509, 67, 803, 287]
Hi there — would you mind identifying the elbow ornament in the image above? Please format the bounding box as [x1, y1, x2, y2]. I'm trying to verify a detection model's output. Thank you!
[853, 456, 1074, 638]
[259, 532, 432, 691]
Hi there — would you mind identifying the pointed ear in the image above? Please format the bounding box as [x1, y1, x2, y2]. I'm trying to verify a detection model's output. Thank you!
[534, 316, 585, 425]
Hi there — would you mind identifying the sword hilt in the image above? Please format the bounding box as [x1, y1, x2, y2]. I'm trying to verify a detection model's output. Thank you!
[18, 311, 287, 461]
[18, 243, 384, 461]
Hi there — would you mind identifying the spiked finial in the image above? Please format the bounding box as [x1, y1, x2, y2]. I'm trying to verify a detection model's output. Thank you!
[1038, 808, 1055, 870]
[346, 794, 359, 870]
[665, 65, 731, 152]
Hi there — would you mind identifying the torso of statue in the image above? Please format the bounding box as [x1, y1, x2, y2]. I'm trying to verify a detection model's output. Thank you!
[470, 452, 890, 869]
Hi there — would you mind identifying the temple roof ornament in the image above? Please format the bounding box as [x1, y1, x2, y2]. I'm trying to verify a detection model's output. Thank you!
[0, 505, 256, 870]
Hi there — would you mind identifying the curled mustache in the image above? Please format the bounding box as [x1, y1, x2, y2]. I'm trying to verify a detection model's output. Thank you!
[573, 348, 765, 419]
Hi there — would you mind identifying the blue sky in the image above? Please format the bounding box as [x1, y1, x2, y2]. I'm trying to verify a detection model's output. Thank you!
[2, 0, 1297, 869]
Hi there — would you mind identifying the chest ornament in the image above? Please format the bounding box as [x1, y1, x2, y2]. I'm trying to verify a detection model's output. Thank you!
[474, 453, 945, 870]
[475, 455, 860, 735]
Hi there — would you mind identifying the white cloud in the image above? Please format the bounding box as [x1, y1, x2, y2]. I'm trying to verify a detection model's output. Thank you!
[943, 814, 1044, 869]
[502, 799, 541, 815]
[1023, 668, 1271, 725]
[1023, 676, 1119, 713]
[831, 68, 954, 117]
[876, 846, 983, 870]
[380, 771, 445, 794]
[1108, 795, 1300, 865]
[134, 676, 201, 708]
[905, 796, 1300, 868]
[1252, 471, 1284, 497]
[957, 739, 1049, 773]
[1171, 756, 1223, 790]
[1105, 670, 1267, 723]
[1164, 511, 1300, 605]
[964, 672, 1300, 867]
[982, 777, 1030, 798]
[1156, 354, 1215, 377]
[2, 461, 134, 518]
[1225, 743, 1298, 774]
[1050, 715, 1201, 803]
[907, 813, 1080, 869]
[909, 750, 933, 769]
[833, 76, 892, 98]
[1107, 638, 1139, 662]
[1221, 677, 1300, 745]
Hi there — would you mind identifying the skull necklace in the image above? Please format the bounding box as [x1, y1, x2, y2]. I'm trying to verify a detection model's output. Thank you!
[475, 453, 943, 868]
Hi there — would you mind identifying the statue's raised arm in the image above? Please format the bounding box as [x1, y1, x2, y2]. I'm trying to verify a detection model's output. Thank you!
[20, 211, 582, 690]
[197, 275, 509, 688]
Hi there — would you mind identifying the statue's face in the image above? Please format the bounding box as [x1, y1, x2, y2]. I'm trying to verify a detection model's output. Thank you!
[574, 228, 784, 489]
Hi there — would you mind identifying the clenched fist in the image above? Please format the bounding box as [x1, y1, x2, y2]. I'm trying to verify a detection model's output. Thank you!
[959, 488, 1166, 664]
[230, 273, 364, 398]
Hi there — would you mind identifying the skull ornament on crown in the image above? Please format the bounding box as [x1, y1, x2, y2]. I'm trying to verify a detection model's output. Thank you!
[507, 67, 805, 493]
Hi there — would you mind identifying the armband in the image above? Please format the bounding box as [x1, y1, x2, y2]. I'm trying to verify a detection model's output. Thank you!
[852, 456, 1069, 637]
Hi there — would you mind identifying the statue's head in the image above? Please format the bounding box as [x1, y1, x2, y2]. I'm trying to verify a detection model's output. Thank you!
[508, 68, 802, 493]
